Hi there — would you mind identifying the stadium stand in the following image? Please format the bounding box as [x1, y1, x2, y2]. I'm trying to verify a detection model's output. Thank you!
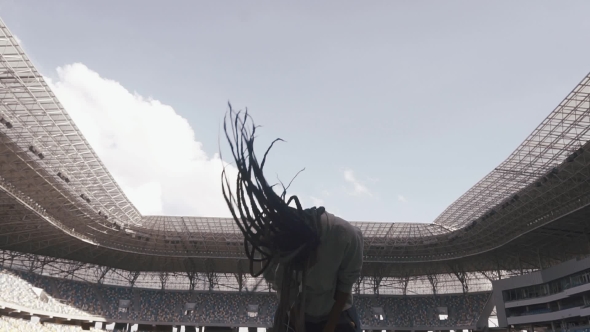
[0, 266, 490, 329]
[0, 267, 97, 317]
[354, 293, 489, 328]
[0, 316, 101, 332]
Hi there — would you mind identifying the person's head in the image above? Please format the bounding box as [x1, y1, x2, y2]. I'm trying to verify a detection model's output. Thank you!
[221, 105, 323, 276]
[221, 106, 324, 332]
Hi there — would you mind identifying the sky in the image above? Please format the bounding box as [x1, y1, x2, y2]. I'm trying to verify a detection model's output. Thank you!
[1, 1, 590, 223]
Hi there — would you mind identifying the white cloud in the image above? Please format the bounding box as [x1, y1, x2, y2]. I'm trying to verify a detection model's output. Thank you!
[343, 168, 372, 196]
[47, 63, 238, 217]
[398, 195, 408, 203]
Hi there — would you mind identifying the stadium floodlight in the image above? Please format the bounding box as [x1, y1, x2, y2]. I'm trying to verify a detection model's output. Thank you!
[133, 231, 151, 241]
[57, 170, 71, 183]
[0, 109, 14, 129]
[80, 191, 91, 203]
[165, 235, 182, 245]
[28, 140, 45, 160]
[98, 210, 110, 221]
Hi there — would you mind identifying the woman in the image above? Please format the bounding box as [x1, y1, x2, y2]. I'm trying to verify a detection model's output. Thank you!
[222, 107, 363, 332]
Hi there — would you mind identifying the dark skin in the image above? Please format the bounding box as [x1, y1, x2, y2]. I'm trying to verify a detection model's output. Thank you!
[323, 290, 351, 332]
[289, 290, 351, 332]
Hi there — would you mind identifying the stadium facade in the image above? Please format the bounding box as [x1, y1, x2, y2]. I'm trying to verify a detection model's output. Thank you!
[1, 17, 590, 331]
[492, 256, 590, 332]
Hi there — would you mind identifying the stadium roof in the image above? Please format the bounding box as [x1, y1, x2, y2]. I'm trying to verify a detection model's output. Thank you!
[2, 19, 590, 278]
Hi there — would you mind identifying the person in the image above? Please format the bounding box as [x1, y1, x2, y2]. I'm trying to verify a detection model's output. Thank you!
[221, 106, 364, 332]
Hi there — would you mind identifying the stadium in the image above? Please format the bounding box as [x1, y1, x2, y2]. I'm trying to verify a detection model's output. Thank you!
[1, 13, 590, 332]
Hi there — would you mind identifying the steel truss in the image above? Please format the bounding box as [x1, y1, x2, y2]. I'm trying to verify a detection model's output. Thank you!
[1, 19, 590, 276]
[435, 80, 590, 229]
[0, 249, 499, 295]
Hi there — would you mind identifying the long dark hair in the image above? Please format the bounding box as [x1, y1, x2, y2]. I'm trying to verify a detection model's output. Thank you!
[221, 105, 323, 332]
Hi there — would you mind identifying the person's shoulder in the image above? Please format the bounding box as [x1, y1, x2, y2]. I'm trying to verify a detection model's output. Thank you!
[321, 211, 363, 240]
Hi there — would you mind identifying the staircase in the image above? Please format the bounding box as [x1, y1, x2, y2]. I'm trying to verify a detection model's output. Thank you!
[92, 284, 108, 316]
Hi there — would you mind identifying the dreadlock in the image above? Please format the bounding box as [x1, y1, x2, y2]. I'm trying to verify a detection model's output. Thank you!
[221, 104, 324, 332]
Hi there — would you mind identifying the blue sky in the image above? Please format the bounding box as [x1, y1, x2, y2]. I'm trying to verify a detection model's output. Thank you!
[2, 1, 590, 222]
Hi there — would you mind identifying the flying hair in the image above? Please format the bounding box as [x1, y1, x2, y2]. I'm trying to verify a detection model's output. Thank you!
[221, 104, 324, 332]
